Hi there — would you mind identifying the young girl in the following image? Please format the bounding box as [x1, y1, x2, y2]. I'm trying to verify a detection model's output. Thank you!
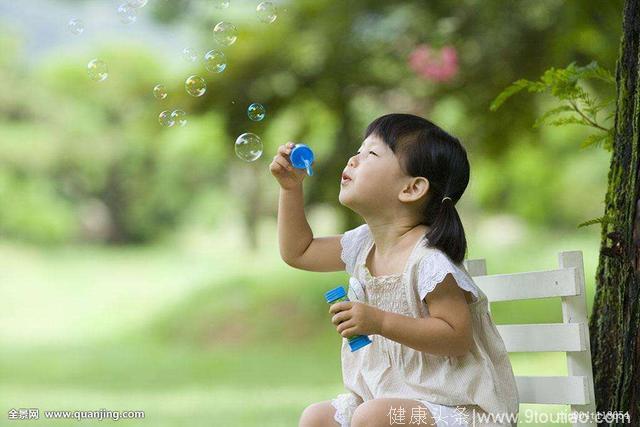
[270, 113, 519, 427]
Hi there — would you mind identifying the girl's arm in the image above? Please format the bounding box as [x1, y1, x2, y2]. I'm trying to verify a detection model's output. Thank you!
[277, 183, 345, 272]
[331, 273, 473, 356]
[379, 273, 473, 356]
[270, 142, 345, 272]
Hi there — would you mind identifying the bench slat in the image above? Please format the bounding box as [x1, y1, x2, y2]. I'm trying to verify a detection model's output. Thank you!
[473, 268, 578, 301]
[497, 323, 587, 352]
[515, 376, 589, 405]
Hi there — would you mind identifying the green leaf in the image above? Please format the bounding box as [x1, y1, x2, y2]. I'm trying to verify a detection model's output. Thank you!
[577, 214, 612, 229]
[546, 117, 591, 127]
[532, 105, 575, 128]
[491, 61, 614, 118]
[575, 60, 615, 84]
[579, 132, 613, 151]
[490, 79, 537, 111]
[490, 61, 615, 155]
[604, 111, 616, 122]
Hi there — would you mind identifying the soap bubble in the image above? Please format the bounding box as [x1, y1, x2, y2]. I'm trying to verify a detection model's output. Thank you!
[126, 0, 148, 8]
[182, 47, 198, 62]
[256, 2, 277, 24]
[159, 110, 175, 127]
[235, 133, 263, 162]
[171, 110, 187, 127]
[204, 49, 226, 73]
[68, 18, 84, 35]
[153, 84, 167, 100]
[87, 59, 108, 82]
[213, 21, 237, 47]
[247, 103, 266, 121]
[185, 75, 207, 97]
[117, 3, 137, 24]
[214, 0, 230, 9]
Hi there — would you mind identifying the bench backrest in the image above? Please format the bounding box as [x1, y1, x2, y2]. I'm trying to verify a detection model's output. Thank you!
[464, 251, 596, 427]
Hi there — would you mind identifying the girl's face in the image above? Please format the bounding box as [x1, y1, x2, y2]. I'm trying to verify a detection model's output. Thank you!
[339, 134, 413, 215]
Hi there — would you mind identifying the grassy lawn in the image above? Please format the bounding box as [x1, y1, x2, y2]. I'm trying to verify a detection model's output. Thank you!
[1, 218, 601, 426]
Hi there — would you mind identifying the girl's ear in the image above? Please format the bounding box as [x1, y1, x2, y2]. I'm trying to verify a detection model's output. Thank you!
[399, 177, 429, 203]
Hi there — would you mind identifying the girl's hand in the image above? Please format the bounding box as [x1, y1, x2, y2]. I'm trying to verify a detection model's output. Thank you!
[269, 142, 311, 190]
[329, 301, 385, 337]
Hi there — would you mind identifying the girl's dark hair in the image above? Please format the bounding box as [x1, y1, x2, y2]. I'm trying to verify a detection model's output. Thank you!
[365, 113, 470, 264]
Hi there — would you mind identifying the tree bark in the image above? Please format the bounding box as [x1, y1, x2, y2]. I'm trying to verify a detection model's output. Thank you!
[589, 0, 640, 424]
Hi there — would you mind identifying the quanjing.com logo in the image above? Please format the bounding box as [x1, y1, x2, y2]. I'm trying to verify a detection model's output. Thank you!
[8, 408, 145, 422]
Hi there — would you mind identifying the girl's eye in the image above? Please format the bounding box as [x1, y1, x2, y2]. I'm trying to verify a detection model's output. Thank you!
[353, 150, 376, 157]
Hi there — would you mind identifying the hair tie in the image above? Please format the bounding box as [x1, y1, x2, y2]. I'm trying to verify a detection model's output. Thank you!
[441, 196, 452, 204]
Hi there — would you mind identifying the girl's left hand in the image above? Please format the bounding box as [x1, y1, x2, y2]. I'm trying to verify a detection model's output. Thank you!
[329, 301, 385, 337]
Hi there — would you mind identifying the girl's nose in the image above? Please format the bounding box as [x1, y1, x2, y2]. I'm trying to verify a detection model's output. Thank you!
[348, 154, 359, 168]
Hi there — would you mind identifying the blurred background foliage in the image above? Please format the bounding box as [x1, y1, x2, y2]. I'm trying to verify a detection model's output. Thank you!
[0, 0, 623, 425]
[0, 0, 621, 246]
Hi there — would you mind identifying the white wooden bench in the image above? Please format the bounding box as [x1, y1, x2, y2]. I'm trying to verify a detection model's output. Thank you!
[464, 251, 596, 427]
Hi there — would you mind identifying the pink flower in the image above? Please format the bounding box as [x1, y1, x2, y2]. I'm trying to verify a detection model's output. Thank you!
[408, 44, 458, 82]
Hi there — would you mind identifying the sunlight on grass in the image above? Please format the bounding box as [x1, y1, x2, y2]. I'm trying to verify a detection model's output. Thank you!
[3, 384, 343, 427]
[1, 214, 601, 426]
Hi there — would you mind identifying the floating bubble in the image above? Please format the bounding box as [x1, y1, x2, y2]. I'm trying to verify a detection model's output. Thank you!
[213, 21, 237, 47]
[247, 103, 266, 121]
[126, 0, 148, 8]
[214, 0, 230, 9]
[204, 49, 227, 73]
[256, 2, 277, 24]
[68, 18, 84, 35]
[87, 59, 108, 82]
[182, 47, 198, 62]
[171, 110, 187, 127]
[159, 110, 175, 127]
[235, 133, 263, 162]
[185, 75, 207, 97]
[117, 3, 137, 24]
[153, 84, 167, 100]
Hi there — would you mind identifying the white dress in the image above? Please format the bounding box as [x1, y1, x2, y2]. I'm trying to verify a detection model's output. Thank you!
[330, 224, 520, 427]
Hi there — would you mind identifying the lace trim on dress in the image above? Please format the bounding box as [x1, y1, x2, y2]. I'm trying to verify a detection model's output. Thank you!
[417, 251, 480, 303]
[361, 269, 413, 316]
[330, 392, 360, 427]
[363, 265, 403, 281]
[340, 224, 370, 275]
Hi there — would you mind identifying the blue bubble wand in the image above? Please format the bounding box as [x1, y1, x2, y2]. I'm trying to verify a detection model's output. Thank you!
[289, 144, 315, 176]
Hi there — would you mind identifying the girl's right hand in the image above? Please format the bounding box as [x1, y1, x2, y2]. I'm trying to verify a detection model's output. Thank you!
[269, 142, 310, 190]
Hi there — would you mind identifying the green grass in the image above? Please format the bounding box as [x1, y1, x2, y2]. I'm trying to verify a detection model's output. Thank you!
[0, 218, 602, 426]
[3, 384, 343, 427]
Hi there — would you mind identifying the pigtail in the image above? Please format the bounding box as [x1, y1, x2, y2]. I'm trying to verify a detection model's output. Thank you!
[423, 195, 467, 264]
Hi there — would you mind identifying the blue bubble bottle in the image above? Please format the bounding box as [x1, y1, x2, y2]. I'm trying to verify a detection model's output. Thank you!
[324, 286, 372, 352]
[289, 143, 315, 176]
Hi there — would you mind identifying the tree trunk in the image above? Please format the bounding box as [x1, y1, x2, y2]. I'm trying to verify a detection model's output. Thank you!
[589, 0, 640, 424]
